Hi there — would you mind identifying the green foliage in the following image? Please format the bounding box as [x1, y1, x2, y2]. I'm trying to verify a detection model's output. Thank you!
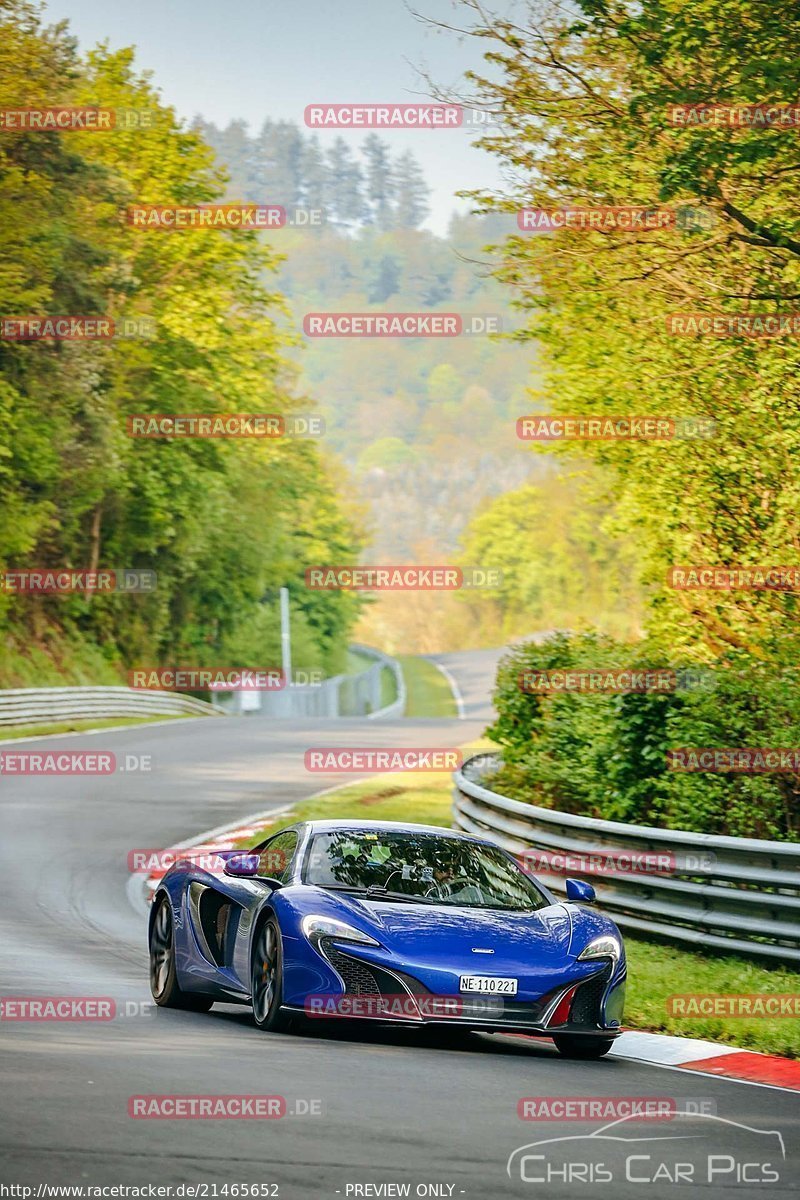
[461, 0, 800, 661]
[451, 0, 800, 840]
[195, 116, 538, 568]
[457, 469, 644, 639]
[488, 632, 800, 840]
[0, 0, 363, 682]
[357, 438, 419, 471]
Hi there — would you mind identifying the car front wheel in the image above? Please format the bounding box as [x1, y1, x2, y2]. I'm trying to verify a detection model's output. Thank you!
[553, 1033, 615, 1059]
[251, 916, 292, 1032]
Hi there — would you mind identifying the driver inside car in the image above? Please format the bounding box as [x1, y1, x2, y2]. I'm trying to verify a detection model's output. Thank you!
[428, 865, 483, 904]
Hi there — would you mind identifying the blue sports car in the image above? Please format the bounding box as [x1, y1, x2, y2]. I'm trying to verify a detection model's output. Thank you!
[149, 819, 626, 1058]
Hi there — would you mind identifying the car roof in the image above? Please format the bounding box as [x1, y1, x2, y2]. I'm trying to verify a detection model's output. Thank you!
[298, 819, 487, 841]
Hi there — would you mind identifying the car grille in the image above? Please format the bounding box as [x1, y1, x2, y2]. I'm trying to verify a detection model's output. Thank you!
[323, 946, 552, 1025]
[325, 946, 384, 995]
[568, 965, 612, 1027]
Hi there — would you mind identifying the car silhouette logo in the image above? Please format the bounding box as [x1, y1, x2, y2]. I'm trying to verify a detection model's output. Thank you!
[507, 1112, 786, 1181]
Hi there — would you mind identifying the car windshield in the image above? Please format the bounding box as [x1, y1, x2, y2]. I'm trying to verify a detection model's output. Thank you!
[304, 830, 548, 911]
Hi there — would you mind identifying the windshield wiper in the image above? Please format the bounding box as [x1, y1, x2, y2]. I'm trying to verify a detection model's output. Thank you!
[314, 883, 437, 904]
[316, 884, 370, 895]
[363, 885, 436, 904]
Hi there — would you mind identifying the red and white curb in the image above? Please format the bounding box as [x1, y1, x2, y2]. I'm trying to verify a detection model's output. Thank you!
[612, 1030, 800, 1092]
[126, 783, 350, 913]
[125, 802, 297, 916]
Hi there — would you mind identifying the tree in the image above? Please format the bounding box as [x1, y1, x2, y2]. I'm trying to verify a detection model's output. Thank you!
[0, 0, 364, 682]
[362, 133, 395, 230]
[298, 134, 328, 215]
[458, 0, 800, 663]
[325, 137, 365, 227]
[253, 119, 304, 210]
[393, 150, 430, 229]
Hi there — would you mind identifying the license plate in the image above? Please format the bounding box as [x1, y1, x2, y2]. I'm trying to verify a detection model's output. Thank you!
[459, 975, 518, 995]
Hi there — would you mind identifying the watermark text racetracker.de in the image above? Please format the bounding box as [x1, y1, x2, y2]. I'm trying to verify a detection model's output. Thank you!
[128, 1095, 322, 1119]
[517, 205, 715, 233]
[1, 316, 156, 340]
[518, 1096, 716, 1121]
[0, 107, 154, 130]
[0, 569, 156, 594]
[304, 102, 501, 129]
[126, 204, 323, 230]
[1, 997, 243, 1022]
[303, 313, 501, 337]
[518, 848, 715, 877]
[0, 751, 151, 776]
[666, 312, 800, 337]
[127, 667, 284, 691]
[304, 748, 462, 773]
[128, 847, 289, 877]
[517, 415, 715, 441]
[304, 993, 504, 1020]
[126, 414, 324, 439]
[668, 564, 800, 591]
[517, 668, 713, 694]
[667, 993, 800, 1018]
[668, 748, 800, 773]
[668, 103, 800, 128]
[305, 566, 502, 590]
[0, 997, 116, 1021]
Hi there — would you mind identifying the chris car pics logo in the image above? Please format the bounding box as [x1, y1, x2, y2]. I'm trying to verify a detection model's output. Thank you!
[507, 1112, 785, 1186]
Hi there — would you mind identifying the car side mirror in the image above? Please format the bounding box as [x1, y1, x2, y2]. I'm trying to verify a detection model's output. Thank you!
[224, 852, 259, 878]
[565, 877, 596, 905]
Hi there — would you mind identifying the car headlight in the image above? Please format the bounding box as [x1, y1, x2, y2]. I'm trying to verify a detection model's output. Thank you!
[577, 934, 622, 969]
[301, 915, 380, 953]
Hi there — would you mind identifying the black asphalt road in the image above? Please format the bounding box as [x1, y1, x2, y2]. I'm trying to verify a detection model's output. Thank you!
[1, 652, 798, 1198]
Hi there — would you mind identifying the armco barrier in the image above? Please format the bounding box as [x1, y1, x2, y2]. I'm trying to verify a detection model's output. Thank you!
[214, 644, 406, 720]
[453, 753, 800, 964]
[0, 686, 219, 727]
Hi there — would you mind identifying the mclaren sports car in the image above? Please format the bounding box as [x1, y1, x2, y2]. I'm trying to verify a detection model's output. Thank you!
[148, 819, 626, 1058]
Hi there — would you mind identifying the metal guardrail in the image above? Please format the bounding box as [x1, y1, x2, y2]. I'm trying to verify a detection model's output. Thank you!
[453, 753, 800, 964]
[356, 644, 406, 720]
[0, 686, 219, 727]
[214, 644, 406, 720]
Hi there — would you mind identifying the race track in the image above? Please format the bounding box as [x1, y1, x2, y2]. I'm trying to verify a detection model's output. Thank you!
[1, 650, 798, 1197]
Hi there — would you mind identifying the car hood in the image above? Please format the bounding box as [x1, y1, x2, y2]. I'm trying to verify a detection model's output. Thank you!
[339, 894, 574, 968]
[277, 887, 621, 1004]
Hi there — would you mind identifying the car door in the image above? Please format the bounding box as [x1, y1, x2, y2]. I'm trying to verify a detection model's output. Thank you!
[231, 829, 300, 987]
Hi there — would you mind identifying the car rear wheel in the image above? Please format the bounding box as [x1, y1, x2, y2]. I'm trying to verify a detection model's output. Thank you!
[251, 916, 292, 1032]
[553, 1033, 615, 1059]
[149, 894, 214, 1011]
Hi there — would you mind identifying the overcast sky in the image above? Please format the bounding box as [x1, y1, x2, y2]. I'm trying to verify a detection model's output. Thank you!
[42, 0, 525, 234]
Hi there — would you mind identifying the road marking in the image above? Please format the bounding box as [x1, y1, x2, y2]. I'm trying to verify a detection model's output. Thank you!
[430, 659, 466, 719]
[632, 1057, 800, 1096]
[0, 716, 210, 747]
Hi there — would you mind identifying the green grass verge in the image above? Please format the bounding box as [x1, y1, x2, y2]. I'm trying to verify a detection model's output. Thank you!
[341, 649, 399, 712]
[379, 665, 399, 709]
[344, 649, 373, 675]
[395, 655, 457, 718]
[625, 939, 799, 1058]
[0, 712, 196, 741]
[232, 769, 799, 1059]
